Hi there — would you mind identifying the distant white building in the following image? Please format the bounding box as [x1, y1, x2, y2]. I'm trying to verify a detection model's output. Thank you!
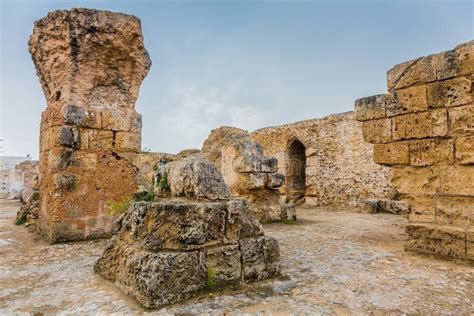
[0, 156, 33, 198]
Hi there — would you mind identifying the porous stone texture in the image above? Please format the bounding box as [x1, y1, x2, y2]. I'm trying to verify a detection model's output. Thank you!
[201, 127, 288, 222]
[251, 112, 394, 208]
[355, 41, 474, 262]
[94, 159, 280, 308]
[155, 156, 230, 200]
[29, 8, 150, 243]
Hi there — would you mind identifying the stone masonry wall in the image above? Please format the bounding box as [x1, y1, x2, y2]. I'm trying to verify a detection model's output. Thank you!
[251, 112, 393, 207]
[29, 9, 151, 243]
[355, 41, 473, 261]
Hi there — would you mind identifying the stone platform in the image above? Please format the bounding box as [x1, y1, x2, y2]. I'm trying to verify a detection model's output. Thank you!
[94, 156, 280, 308]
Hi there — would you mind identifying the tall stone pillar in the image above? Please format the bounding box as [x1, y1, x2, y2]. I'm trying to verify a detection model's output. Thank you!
[29, 8, 151, 242]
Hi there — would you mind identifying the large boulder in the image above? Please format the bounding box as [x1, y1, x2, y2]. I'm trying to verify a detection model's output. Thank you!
[155, 156, 230, 200]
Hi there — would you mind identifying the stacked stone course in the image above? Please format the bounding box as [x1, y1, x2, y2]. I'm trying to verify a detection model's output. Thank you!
[251, 112, 394, 207]
[355, 41, 473, 261]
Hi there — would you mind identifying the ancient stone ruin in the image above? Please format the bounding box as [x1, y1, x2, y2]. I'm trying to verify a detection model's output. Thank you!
[26, 7, 472, 274]
[29, 8, 150, 242]
[251, 112, 395, 208]
[94, 156, 280, 308]
[201, 127, 291, 222]
[355, 41, 473, 261]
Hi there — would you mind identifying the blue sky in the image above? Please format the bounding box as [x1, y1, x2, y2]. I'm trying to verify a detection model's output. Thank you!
[0, 0, 472, 158]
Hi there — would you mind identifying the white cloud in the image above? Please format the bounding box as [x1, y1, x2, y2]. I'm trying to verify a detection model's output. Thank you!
[142, 78, 264, 153]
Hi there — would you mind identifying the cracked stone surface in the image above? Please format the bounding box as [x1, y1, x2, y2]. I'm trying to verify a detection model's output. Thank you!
[1, 199, 472, 314]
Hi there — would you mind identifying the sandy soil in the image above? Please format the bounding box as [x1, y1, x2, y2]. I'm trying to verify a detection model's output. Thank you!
[0, 199, 472, 315]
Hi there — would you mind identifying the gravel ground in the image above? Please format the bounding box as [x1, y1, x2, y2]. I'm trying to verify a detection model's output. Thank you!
[0, 199, 472, 315]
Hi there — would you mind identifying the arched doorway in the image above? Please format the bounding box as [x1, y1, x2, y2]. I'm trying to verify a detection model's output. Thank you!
[286, 139, 306, 203]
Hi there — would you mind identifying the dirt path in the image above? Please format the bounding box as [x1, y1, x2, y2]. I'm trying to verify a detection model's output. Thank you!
[0, 200, 472, 315]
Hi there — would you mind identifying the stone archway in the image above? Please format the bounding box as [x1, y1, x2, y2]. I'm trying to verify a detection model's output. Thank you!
[285, 139, 306, 203]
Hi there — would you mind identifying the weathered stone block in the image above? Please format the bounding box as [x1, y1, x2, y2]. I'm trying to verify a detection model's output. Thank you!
[405, 224, 467, 259]
[41, 107, 65, 128]
[248, 173, 267, 189]
[409, 138, 454, 166]
[64, 105, 101, 128]
[48, 126, 80, 149]
[101, 109, 142, 132]
[386, 85, 428, 116]
[115, 132, 141, 152]
[121, 202, 228, 251]
[234, 156, 277, 173]
[47, 148, 75, 171]
[403, 194, 436, 223]
[362, 118, 392, 143]
[392, 109, 448, 140]
[112, 251, 207, 309]
[53, 172, 77, 191]
[164, 156, 230, 200]
[58, 126, 80, 149]
[427, 76, 472, 108]
[239, 236, 280, 281]
[266, 173, 285, 188]
[373, 142, 409, 165]
[203, 245, 242, 285]
[73, 152, 98, 170]
[435, 195, 474, 227]
[439, 166, 474, 196]
[226, 199, 263, 240]
[455, 136, 474, 165]
[354, 94, 386, 121]
[80, 129, 114, 150]
[449, 104, 474, 136]
[387, 56, 437, 91]
[390, 167, 440, 195]
[237, 140, 264, 157]
[433, 41, 474, 80]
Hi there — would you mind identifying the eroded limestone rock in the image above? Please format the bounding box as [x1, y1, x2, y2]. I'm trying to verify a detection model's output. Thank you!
[154, 156, 230, 200]
[95, 194, 279, 308]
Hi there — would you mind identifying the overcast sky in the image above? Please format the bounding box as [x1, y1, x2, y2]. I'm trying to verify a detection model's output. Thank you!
[0, 0, 472, 158]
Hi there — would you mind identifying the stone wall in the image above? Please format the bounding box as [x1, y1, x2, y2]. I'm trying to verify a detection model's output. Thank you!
[29, 9, 150, 243]
[251, 112, 393, 207]
[355, 41, 473, 261]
